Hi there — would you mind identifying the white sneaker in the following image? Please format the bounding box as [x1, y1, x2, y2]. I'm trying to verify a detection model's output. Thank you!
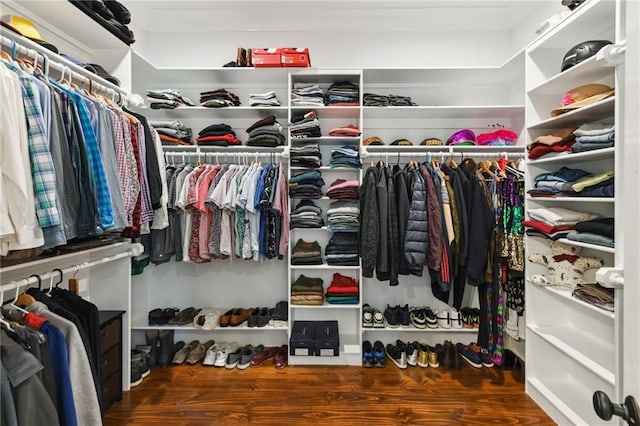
[449, 307, 463, 329]
[436, 307, 451, 329]
[203, 343, 222, 366]
[214, 342, 240, 367]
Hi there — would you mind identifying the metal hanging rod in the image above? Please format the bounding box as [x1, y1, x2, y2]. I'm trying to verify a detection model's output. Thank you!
[362, 151, 524, 159]
[0, 28, 127, 100]
[0, 243, 143, 296]
[164, 149, 289, 165]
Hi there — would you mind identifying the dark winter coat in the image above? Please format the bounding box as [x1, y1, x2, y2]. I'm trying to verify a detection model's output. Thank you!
[393, 166, 410, 276]
[404, 167, 428, 276]
[360, 167, 379, 277]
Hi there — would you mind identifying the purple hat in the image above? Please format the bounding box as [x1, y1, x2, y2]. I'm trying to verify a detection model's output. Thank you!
[446, 129, 476, 146]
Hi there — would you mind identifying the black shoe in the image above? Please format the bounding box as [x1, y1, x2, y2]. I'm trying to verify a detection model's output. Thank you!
[158, 330, 175, 367]
[399, 304, 410, 328]
[436, 343, 452, 369]
[386, 343, 407, 369]
[383, 304, 399, 328]
[148, 308, 162, 325]
[449, 340, 463, 370]
[145, 330, 159, 367]
[247, 308, 260, 328]
[257, 308, 272, 327]
[362, 341, 374, 367]
[373, 341, 386, 367]
[130, 363, 143, 387]
[135, 345, 153, 377]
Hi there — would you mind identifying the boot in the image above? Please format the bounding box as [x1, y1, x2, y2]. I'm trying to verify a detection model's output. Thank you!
[236, 47, 247, 67]
[246, 48, 252, 67]
[145, 330, 159, 367]
[158, 330, 175, 367]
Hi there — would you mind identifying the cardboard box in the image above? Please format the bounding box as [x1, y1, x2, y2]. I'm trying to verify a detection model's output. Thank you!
[281, 47, 311, 67]
[314, 320, 339, 356]
[251, 48, 282, 67]
[290, 321, 316, 356]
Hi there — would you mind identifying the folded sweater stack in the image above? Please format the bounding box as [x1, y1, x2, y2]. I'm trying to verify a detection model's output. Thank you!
[325, 232, 359, 266]
[326, 81, 359, 106]
[245, 115, 285, 147]
[327, 201, 359, 233]
[290, 200, 324, 229]
[147, 89, 194, 109]
[326, 179, 359, 200]
[325, 273, 359, 305]
[529, 167, 614, 198]
[330, 146, 361, 169]
[567, 217, 615, 248]
[291, 239, 323, 265]
[291, 275, 324, 306]
[196, 123, 241, 146]
[524, 207, 599, 240]
[290, 144, 322, 169]
[200, 89, 241, 108]
[249, 91, 281, 107]
[289, 170, 324, 199]
[571, 122, 615, 153]
[291, 83, 324, 107]
[289, 110, 321, 139]
[149, 119, 193, 146]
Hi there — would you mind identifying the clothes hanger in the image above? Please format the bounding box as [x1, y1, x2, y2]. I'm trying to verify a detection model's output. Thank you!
[0, 290, 16, 333]
[53, 268, 64, 288]
[0, 50, 12, 61]
[9, 281, 29, 315]
[46, 274, 55, 297]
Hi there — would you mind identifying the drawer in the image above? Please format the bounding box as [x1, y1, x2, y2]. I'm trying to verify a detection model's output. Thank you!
[100, 317, 121, 353]
[102, 345, 121, 380]
[102, 368, 122, 410]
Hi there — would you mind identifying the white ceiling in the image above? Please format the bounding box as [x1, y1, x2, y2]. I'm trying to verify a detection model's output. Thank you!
[123, 0, 561, 33]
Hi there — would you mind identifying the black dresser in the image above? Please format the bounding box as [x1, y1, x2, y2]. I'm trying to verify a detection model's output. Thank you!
[99, 310, 125, 411]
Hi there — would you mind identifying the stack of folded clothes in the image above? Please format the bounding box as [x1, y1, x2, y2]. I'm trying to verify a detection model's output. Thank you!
[326, 81, 359, 106]
[572, 283, 614, 311]
[289, 110, 321, 138]
[290, 144, 322, 169]
[524, 207, 599, 240]
[528, 167, 614, 198]
[196, 123, 241, 146]
[200, 89, 241, 108]
[328, 124, 361, 137]
[291, 240, 323, 265]
[325, 273, 359, 305]
[566, 217, 614, 248]
[327, 201, 359, 232]
[268, 301, 289, 327]
[291, 83, 325, 107]
[571, 122, 615, 153]
[249, 91, 281, 107]
[291, 275, 324, 305]
[290, 200, 324, 229]
[149, 120, 193, 146]
[326, 179, 359, 200]
[330, 146, 361, 169]
[363, 93, 417, 106]
[325, 232, 359, 266]
[245, 115, 285, 147]
[147, 89, 194, 109]
[289, 170, 324, 199]
[527, 128, 576, 160]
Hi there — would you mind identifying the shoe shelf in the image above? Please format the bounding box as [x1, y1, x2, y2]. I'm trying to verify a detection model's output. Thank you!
[289, 333, 361, 366]
[525, 196, 615, 203]
[527, 97, 615, 130]
[527, 55, 613, 96]
[537, 285, 615, 321]
[526, 147, 615, 165]
[131, 320, 288, 332]
[361, 326, 478, 333]
[362, 105, 524, 120]
[289, 264, 360, 270]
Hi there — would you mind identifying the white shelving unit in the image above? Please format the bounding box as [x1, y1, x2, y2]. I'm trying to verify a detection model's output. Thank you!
[524, 0, 624, 423]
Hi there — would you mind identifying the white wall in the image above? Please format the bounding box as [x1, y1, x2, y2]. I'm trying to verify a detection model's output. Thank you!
[141, 29, 512, 68]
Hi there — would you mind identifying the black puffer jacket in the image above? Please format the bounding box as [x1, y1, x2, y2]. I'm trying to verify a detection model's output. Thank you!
[404, 167, 428, 276]
[360, 167, 379, 277]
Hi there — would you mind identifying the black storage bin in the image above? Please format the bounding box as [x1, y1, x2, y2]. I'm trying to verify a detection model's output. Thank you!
[314, 320, 340, 356]
[290, 321, 316, 356]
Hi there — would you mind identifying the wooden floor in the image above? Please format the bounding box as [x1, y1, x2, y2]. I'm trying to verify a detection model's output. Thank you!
[104, 359, 552, 426]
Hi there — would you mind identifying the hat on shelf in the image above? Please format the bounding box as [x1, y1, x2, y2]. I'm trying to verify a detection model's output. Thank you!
[363, 136, 384, 146]
[561, 40, 612, 72]
[390, 138, 413, 146]
[476, 129, 518, 146]
[446, 129, 476, 146]
[1, 15, 59, 53]
[550, 83, 614, 117]
[420, 137, 443, 146]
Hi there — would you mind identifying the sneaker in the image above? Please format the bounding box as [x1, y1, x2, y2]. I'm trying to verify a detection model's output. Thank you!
[130, 363, 143, 387]
[372, 308, 385, 328]
[225, 345, 243, 369]
[274, 345, 288, 369]
[386, 342, 407, 369]
[214, 342, 240, 367]
[424, 308, 438, 329]
[436, 343, 451, 369]
[410, 307, 426, 329]
[461, 308, 474, 329]
[247, 308, 260, 328]
[436, 307, 451, 329]
[449, 307, 463, 329]
[470, 343, 494, 367]
[237, 345, 257, 370]
[362, 304, 374, 328]
[172, 340, 199, 365]
[398, 304, 410, 328]
[417, 344, 429, 368]
[406, 341, 419, 366]
[131, 349, 150, 379]
[428, 345, 439, 368]
[472, 308, 480, 328]
[135, 345, 153, 377]
[383, 304, 399, 328]
[251, 346, 279, 367]
[372, 341, 386, 367]
[450, 341, 463, 370]
[203, 342, 222, 366]
[456, 342, 482, 368]
[186, 340, 215, 365]
[362, 341, 374, 367]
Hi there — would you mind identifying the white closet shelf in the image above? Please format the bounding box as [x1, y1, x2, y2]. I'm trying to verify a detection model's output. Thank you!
[538, 285, 615, 321]
[291, 226, 329, 231]
[527, 378, 594, 426]
[163, 145, 286, 153]
[290, 167, 360, 172]
[138, 106, 288, 118]
[363, 66, 522, 86]
[290, 264, 360, 270]
[291, 304, 360, 309]
[289, 333, 360, 366]
[362, 105, 524, 120]
[527, 0, 615, 52]
[290, 106, 360, 119]
[525, 196, 614, 203]
[131, 321, 288, 332]
[527, 324, 614, 385]
[290, 136, 361, 145]
[527, 97, 615, 130]
[555, 238, 615, 254]
[526, 147, 615, 165]
[362, 326, 477, 333]
[527, 56, 613, 96]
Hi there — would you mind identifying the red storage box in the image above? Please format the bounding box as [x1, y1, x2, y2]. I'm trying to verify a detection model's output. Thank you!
[281, 47, 311, 67]
[251, 48, 282, 67]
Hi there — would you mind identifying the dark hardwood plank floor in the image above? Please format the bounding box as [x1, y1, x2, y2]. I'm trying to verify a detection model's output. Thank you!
[104, 362, 552, 425]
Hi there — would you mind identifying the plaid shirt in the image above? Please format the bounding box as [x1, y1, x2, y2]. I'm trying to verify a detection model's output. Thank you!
[13, 67, 61, 228]
[136, 122, 154, 224]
